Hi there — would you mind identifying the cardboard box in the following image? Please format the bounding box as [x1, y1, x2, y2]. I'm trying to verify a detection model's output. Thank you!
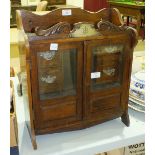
[124, 142, 145, 155]
[96, 142, 145, 155]
[10, 113, 18, 147]
[107, 148, 124, 155]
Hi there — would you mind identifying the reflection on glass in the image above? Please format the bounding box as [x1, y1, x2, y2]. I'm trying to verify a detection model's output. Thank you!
[37, 49, 77, 100]
[40, 51, 56, 60]
[91, 44, 124, 90]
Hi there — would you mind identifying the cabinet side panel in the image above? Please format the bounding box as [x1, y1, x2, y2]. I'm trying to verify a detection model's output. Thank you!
[18, 33, 37, 149]
[21, 62, 37, 149]
[18, 30, 26, 72]
[17, 11, 37, 149]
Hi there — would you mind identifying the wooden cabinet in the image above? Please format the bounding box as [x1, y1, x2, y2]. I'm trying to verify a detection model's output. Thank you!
[46, 0, 66, 5]
[84, 0, 109, 12]
[11, 5, 36, 27]
[10, 0, 66, 27]
[16, 8, 138, 149]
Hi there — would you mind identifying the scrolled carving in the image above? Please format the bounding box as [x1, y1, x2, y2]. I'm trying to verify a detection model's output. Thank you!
[97, 20, 138, 48]
[97, 20, 123, 32]
[121, 26, 138, 48]
[35, 22, 71, 37]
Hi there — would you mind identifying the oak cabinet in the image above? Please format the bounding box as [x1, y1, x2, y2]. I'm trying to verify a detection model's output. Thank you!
[16, 8, 137, 149]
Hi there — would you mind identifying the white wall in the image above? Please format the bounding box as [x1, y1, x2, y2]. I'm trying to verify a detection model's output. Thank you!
[66, 0, 84, 9]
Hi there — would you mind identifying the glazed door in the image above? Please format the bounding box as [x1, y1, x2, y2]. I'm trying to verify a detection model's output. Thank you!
[84, 37, 130, 121]
[30, 42, 83, 132]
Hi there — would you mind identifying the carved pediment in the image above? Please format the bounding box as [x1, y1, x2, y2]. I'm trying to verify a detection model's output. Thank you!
[35, 22, 71, 37]
[34, 19, 137, 47]
[97, 20, 123, 32]
[70, 22, 101, 38]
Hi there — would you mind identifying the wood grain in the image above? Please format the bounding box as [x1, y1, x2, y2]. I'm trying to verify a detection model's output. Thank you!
[16, 7, 138, 149]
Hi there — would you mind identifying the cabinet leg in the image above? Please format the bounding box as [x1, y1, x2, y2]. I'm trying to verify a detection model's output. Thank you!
[121, 112, 130, 127]
[32, 140, 37, 150]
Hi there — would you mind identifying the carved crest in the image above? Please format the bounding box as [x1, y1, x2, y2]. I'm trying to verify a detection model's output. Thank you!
[70, 22, 101, 38]
[121, 26, 138, 48]
[97, 20, 123, 32]
[35, 22, 71, 37]
[34, 20, 137, 49]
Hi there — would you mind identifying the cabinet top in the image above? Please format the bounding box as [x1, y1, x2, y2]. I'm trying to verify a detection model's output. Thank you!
[16, 8, 123, 32]
[16, 8, 138, 48]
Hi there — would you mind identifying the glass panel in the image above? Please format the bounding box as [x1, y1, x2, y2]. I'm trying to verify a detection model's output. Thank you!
[91, 44, 124, 90]
[37, 49, 77, 100]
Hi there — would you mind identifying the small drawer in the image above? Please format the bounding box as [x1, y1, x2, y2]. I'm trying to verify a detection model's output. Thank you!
[91, 94, 121, 113]
[37, 51, 61, 67]
[41, 101, 76, 122]
[94, 52, 120, 67]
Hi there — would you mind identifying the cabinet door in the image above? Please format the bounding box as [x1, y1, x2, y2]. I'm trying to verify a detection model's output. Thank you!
[84, 38, 130, 121]
[30, 42, 83, 132]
